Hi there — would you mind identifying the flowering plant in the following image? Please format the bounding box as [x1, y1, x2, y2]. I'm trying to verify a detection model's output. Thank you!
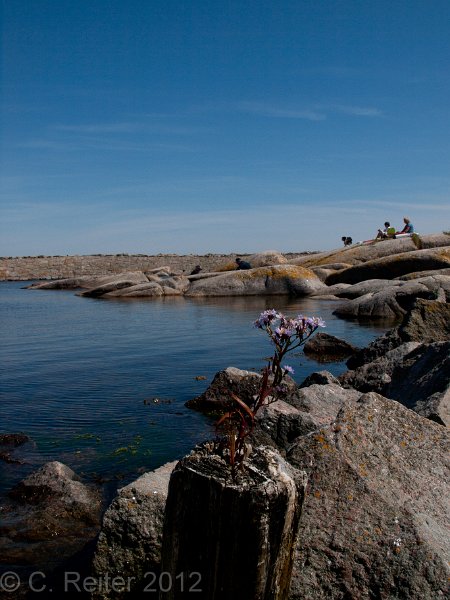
[216, 309, 325, 470]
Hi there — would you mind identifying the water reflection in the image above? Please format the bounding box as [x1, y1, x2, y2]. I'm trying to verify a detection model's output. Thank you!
[0, 282, 391, 493]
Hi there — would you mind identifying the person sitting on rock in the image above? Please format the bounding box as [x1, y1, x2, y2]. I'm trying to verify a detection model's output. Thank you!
[376, 222, 396, 239]
[341, 236, 353, 246]
[190, 265, 202, 275]
[235, 257, 252, 270]
[396, 217, 414, 235]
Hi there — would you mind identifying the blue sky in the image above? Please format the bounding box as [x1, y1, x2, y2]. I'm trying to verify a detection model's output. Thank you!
[1, 0, 449, 256]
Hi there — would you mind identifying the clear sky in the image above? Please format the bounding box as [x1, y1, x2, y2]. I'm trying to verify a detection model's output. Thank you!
[1, 0, 449, 256]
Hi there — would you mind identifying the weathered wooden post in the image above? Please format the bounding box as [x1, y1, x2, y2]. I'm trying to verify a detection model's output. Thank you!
[159, 444, 307, 600]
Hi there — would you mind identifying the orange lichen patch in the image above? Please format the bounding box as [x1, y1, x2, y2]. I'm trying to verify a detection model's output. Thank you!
[217, 262, 237, 272]
[314, 432, 327, 444]
[359, 464, 368, 477]
[423, 302, 450, 314]
[230, 265, 319, 281]
[313, 432, 334, 452]
[314, 490, 322, 499]
[300, 251, 348, 268]
[400, 440, 408, 448]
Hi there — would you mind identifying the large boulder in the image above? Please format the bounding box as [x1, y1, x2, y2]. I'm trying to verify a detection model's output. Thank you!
[9, 461, 100, 516]
[299, 370, 341, 388]
[217, 250, 288, 271]
[185, 265, 325, 297]
[346, 329, 403, 370]
[186, 367, 262, 413]
[288, 383, 361, 422]
[339, 342, 421, 393]
[346, 298, 450, 369]
[246, 250, 288, 267]
[102, 274, 190, 297]
[92, 461, 177, 600]
[383, 342, 450, 427]
[412, 273, 450, 301]
[287, 392, 450, 599]
[303, 332, 359, 361]
[253, 400, 317, 450]
[340, 338, 450, 427]
[186, 366, 297, 413]
[326, 247, 450, 285]
[76, 273, 153, 297]
[398, 297, 450, 342]
[332, 281, 437, 320]
[77, 271, 191, 298]
[102, 281, 164, 297]
[253, 384, 361, 451]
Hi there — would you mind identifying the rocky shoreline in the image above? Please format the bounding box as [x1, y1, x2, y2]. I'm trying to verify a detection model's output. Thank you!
[25, 236, 450, 319]
[1, 233, 449, 598]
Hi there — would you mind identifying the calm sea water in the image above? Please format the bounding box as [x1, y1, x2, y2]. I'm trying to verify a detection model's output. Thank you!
[0, 281, 389, 493]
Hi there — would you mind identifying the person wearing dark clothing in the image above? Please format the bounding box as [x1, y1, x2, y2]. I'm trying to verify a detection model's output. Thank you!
[341, 236, 352, 246]
[235, 257, 252, 270]
[376, 222, 394, 239]
[190, 265, 202, 275]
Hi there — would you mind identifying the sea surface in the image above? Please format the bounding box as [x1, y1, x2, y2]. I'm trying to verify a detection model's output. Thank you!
[0, 281, 390, 493]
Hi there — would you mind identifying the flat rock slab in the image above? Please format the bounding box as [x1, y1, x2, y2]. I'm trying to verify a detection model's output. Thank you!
[326, 247, 450, 285]
[288, 234, 450, 270]
[28, 271, 149, 291]
[332, 281, 437, 319]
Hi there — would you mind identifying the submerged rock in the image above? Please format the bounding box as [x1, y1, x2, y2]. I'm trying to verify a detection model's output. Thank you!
[1, 462, 102, 575]
[9, 461, 100, 519]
